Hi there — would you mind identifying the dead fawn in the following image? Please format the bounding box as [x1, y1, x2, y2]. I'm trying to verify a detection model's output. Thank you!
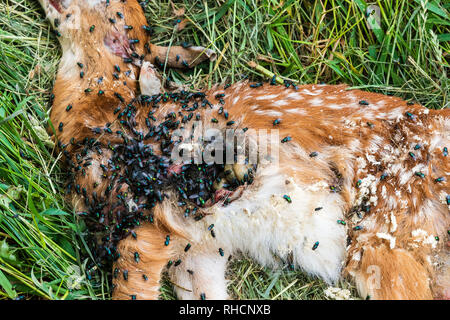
[38, 0, 449, 300]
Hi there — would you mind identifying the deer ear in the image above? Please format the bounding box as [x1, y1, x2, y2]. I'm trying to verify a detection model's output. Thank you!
[139, 61, 163, 96]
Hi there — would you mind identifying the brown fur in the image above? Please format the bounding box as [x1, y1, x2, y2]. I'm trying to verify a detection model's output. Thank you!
[113, 221, 173, 300]
[40, 0, 449, 300]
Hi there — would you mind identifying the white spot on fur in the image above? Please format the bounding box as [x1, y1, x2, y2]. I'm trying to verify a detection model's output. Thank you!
[254, 110, 283, 117]
[387, 108, 405, 122]
[390, 212, 397, 233]
[355, 175, 377, 207]
[272, 100, 289, 107]
[380, 185, 387, 197]
[376, 232, 396, 249]
[356, 157, 367, 171]
[302, 89, 323, 96]
[328, 104, 343, 110]
[352, 251, 361, 261]
[285, 108, 307, 115]
[348, 139, 361, 152]
[366, 154, 381, 166]
[344, 119, 356, 128]
[411, 229, 437, 249]
[256, 94, 278, 101]
[310, 98, 323, 106]
[285, 92, 303, 99]
[126, 198, 138, 212]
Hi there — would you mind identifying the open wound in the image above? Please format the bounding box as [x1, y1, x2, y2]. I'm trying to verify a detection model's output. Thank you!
[104, 31, 132, 59]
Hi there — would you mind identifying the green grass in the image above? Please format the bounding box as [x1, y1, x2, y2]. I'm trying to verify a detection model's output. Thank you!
[0, 0, 448, 300]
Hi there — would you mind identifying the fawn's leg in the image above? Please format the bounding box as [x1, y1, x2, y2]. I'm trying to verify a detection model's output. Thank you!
[347, 244, 434, 300]
[112, 223, 173, 300]
[168, 251, 230, 300]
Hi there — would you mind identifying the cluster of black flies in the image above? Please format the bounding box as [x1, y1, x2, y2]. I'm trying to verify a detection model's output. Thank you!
[61, 88, 256, 266]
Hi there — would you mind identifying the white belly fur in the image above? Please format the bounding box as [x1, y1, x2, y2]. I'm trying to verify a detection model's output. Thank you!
[169, 164, 347, 284]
